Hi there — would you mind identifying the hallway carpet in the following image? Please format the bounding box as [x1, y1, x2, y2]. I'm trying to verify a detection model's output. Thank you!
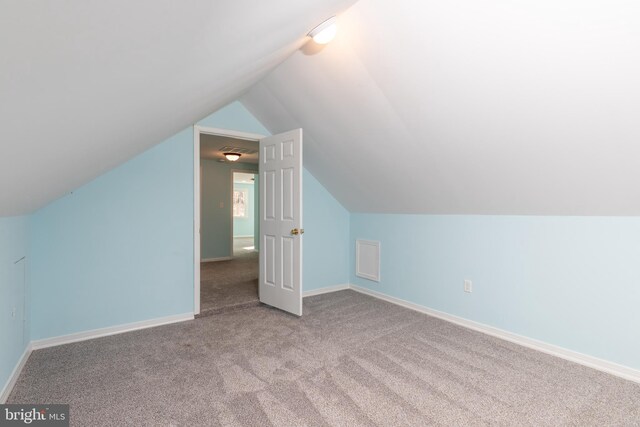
[9, 290, 640, 426]
[233, 237, 255, 256]
[200, 251, 259, 316]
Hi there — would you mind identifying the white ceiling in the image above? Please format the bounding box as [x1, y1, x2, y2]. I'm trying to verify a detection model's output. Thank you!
[234, 173, 257, 184]
[200, 134, 259, 164]
[242, 0, 640, 215]
[0, 0, 357, 216]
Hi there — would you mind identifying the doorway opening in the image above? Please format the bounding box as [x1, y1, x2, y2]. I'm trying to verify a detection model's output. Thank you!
[194, 126, 263, 316]
[194, 126, 304, 317]
[232, 171, 258, 257]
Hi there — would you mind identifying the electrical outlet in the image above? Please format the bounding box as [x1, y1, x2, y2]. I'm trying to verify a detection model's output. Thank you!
[11, 306, 16, 318]
[219, 201, 224, 208]
[464, 279, 472, 293]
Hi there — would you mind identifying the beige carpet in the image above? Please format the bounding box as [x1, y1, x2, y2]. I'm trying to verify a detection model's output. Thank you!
[8, 290, 640, 426]
[200, 251, 258, 316]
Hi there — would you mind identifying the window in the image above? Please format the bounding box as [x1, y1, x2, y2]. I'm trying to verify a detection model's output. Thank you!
[233, 189, 248, 217]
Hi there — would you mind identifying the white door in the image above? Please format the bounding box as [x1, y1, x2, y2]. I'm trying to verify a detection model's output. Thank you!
[259, 129, 303, 316]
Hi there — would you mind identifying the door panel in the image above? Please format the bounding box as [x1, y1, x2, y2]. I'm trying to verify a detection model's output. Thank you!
[282, 168, 294, 220]
[264, 170, 276, 219]
[264, 235, 276, 287]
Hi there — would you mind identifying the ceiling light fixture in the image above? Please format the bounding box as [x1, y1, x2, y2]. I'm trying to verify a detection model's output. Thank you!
[308, 16, 337, 45]
[224, 152, 241, 162]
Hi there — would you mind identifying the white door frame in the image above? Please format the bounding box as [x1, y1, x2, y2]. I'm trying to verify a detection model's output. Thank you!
[193, 125, 265, 315]
[230, 169, 258, 257]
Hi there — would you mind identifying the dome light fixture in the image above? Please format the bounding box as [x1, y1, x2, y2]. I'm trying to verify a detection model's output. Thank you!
[308, 16, 337, 45]
[224, 152, 241, 162]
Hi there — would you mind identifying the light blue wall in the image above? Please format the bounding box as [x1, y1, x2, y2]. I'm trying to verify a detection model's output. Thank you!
[350, 214, 640, 370]
[29, 101, 268, 340]
[30, 130, 194, 340]
[0, 216, 28, 392]
[303, 169, 350, 291]
[233, 182, 255, 238]
[201, 161, 257, 259]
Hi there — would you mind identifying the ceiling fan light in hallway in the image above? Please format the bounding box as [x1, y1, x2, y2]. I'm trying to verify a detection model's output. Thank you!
[224, 152, 241, 162]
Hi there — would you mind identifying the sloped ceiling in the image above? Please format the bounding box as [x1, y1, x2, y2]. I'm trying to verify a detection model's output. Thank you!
[0, 0, 357, 216]
[242, 0, 640, 215]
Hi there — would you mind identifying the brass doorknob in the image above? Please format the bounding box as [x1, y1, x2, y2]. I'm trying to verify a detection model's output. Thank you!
[291, 228, 299, 235]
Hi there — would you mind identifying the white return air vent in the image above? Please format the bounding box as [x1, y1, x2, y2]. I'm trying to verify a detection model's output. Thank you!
[356, 239, 380, 282]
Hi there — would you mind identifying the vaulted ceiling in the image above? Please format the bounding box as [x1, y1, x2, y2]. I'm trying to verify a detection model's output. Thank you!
[242, 0, 640, 215]
[0, 0, 356, 216]
[3, 0, 640, 217]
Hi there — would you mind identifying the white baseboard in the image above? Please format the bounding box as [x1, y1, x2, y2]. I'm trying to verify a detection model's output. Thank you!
[201, 257, 232, 263]
[31, 312, 194, 350]
[349, 284, 640, 384]
[233, 235, 254, 239]
[303, 284, 350, 297]
[0, 343, 33, 403]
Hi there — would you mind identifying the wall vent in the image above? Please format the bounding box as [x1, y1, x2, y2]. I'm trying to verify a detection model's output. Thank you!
[356, 239, 380, 282]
